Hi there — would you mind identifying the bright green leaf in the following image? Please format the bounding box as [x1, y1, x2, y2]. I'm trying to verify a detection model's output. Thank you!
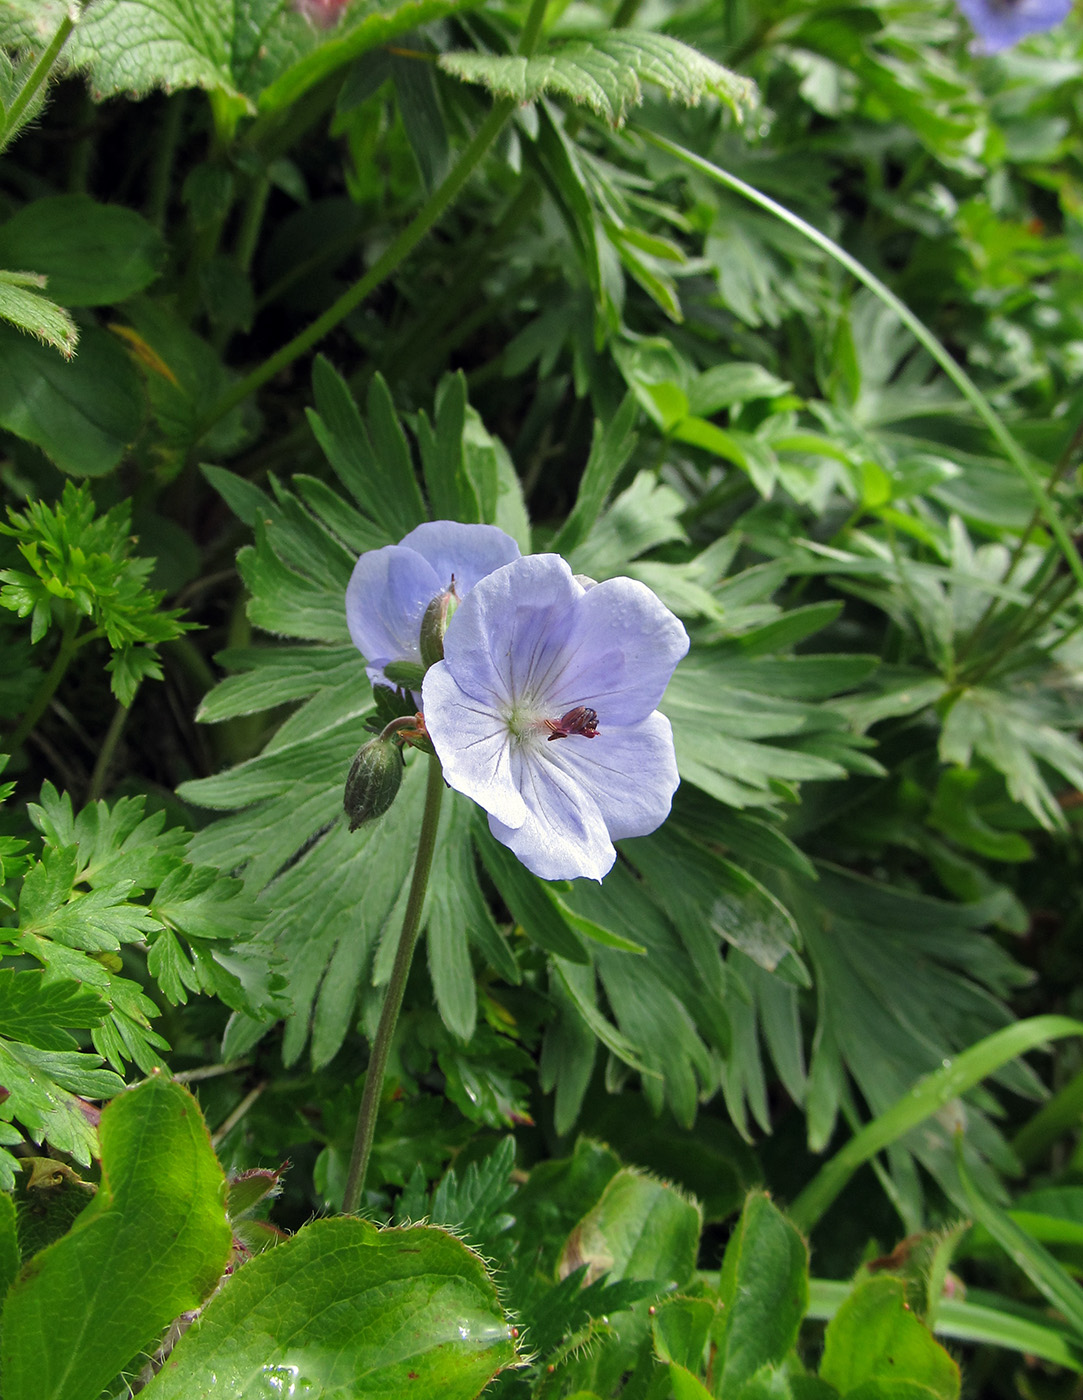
[819, 1276, 959, 1400]
[139, 1219, 515, 1399]
[0, 1076, 232, 1400]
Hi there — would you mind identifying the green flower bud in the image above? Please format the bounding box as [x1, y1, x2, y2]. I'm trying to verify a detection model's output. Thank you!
[419, 588, 459, 667]
[344, 737, 404, 830]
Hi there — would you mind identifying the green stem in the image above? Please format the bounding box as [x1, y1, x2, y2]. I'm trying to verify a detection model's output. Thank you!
[194, 97, 515, 439]
[147, 95, 186, 232]
[87, 696, 134, 802]
[789, 1014, 1083, 1233]
[235, 173, 271, 277]
[957, 411, 1083, 666]
[342, 753, 445, 1215]
[2, 7, 78, 146]
[1013, 1062, 1083, 1169]
[643, 133, 1083, 594]
[959, 574, 1077, 687]
[195, 0, 549, 441]
[7, 621, 83, 754]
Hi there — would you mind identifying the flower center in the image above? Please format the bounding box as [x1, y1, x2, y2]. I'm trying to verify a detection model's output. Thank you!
[543, 706, 599, 742]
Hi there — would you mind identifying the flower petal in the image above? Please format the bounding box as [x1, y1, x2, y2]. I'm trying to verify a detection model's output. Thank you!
[345, 545, 441, 673]
[441, 554, 585, 710]
[956, 0, 1070, 49]
[488, 746, 616, 882]
[547, 577, 690, 725]
[397, 521, 521, 595]
[423, 662, 527, 829]
[543, 712, 679, 841]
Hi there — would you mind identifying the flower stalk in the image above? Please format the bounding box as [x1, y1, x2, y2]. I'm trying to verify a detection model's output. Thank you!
[342, 751, 445, 1215]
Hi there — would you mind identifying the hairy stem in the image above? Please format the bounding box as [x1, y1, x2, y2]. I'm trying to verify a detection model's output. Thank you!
[644, 133, 1083, 594]
[2, 6, 78, 148]
[342, 753, 445, 1215]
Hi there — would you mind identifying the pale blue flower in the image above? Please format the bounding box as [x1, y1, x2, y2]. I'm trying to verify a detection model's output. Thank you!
[346, 522, 520, 687]
[422, 554, 689, 882]
[955, 0, 1071, 51]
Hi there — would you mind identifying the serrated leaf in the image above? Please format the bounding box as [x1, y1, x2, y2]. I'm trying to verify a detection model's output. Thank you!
[559, 1168, 701, 1291]
[307, 358, 425, 542]
[139, 1219, 515, 1400]
[0, 1039, 124, 1167]
[0, 970, 108, 1050]
[440, 31, 755, 128]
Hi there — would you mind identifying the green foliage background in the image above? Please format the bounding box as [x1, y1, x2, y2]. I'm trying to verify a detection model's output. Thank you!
[0, 0, 1082, 1395]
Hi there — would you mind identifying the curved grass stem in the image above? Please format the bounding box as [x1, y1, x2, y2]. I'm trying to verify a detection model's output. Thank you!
[644, 132, 1083, 593]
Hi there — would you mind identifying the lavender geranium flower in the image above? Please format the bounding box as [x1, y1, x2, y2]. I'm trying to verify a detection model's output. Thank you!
[955, 0, 1071, 52]
[346, 522, 520, 687]
[422, 554, 689, 882]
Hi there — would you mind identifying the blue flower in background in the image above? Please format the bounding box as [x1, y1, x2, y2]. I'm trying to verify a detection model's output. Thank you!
[955, 0, 1071, 51]
[346, 522, 520, 687]
[422, 554, 689, 882]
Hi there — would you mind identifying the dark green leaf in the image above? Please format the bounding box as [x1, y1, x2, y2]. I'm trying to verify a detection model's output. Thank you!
[0, 196, 164, 306]
[0, 323, 143, 476]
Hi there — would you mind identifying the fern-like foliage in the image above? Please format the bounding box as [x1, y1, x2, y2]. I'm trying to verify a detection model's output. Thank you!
[0, 781, 286, 1189]
[0, 482, 190, 704]
[439, 30, 756, 128]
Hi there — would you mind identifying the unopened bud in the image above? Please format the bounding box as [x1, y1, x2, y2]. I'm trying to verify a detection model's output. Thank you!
[344, 737, 403, 830]
[419, 588, 459, 667]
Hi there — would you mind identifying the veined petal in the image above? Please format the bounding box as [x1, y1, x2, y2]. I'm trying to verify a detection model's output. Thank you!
[441, 554, 585, 710]
[423, 662, 527, 829]
[346, 546, 441, 669]
[544, 712, 679, 841]
[547, 578, 690, 725]
[489, 746, 616, 882]
[398, 521, 521, 595]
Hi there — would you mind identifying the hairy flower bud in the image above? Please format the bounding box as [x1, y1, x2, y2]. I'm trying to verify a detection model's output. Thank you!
[419, 588, 459, 667]
[344, 737, 404, 830]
